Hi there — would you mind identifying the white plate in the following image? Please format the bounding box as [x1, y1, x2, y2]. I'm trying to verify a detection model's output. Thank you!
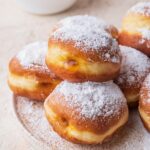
[13, 95, 150, 150]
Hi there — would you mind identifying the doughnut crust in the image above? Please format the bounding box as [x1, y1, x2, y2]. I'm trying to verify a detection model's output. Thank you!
[8, 42, 61, 101]
[44, 81, 128, 144]
[115, 46, 150, 106]
[46, 15, 121, 82]
[119, 2, 150, 56]
[139, 74, 150, 131]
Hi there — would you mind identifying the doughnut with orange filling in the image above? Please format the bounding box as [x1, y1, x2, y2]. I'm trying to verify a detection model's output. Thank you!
[119, 2, 150, 56]
[8, 42, 61, 101]
[44, 81, 128, 144]
[115, 45, 150, 106]
[46, 15, 121, 82]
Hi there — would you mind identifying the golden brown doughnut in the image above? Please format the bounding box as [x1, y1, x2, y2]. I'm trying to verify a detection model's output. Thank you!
[119, 2, 150, 56]
[115, 45, 150, 106]
[46, 15, 121, 82]
[8, 42, 61, 101]
[139, 73, 150, 132]
[44, 81, 128, 144]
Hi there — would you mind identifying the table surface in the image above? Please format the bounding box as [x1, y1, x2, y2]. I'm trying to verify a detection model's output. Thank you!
[0, 0, 148, 149]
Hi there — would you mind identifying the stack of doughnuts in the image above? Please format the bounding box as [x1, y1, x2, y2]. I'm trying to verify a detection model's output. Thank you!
[8, 2, 150, 145]
[44, 15, 129, 144]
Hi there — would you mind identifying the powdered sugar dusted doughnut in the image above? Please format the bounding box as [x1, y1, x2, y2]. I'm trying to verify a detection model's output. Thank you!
[44, 81, 128, 144]
[139, 73, 150, 132]
[46, 15, 121, 82]
[115, 45, 150, 106]
[119, 2, 150, 56]
[8, 42, 61, 101]
[17, 41, 48, 68]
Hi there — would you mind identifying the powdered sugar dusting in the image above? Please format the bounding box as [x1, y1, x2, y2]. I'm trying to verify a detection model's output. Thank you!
[16, 97, 65, 148]
[138, 29, 150, 47]
[138, 29, 150, 40]
[53, 81, 126, 120]
[128, 2, 150, 16]
[51, 15, 120, 63]
[16, 41, 48, 67]
[144, 74, 150, 87]
[116, 45, 150, 87]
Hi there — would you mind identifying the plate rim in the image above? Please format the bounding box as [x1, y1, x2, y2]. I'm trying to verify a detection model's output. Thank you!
[12, 94, 49, 149]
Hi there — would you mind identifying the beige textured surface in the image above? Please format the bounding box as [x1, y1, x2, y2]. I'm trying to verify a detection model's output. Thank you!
[0, 0, 149, 150]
